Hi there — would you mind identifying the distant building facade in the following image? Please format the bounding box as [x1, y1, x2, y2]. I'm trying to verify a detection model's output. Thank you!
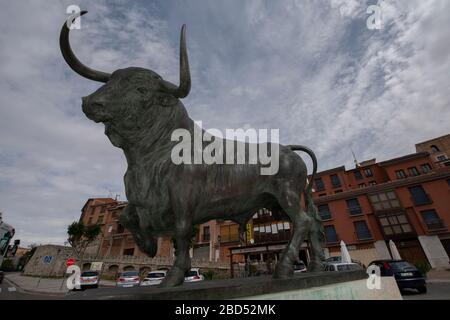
[79, 198, 174, 259]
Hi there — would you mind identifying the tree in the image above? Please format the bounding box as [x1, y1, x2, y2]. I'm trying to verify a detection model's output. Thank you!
[67, 221, 101, 263]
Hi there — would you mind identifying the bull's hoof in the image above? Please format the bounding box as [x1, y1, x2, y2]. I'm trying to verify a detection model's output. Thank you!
[273, 262, 293, 279]
[307, 260, 324, 272]
[158, 267, 185, 288]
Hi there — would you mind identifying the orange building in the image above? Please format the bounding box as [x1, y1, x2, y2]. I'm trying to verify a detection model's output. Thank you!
[79, 198, 173, 258]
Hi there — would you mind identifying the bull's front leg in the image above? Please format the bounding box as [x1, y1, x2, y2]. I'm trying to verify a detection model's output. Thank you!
[159, 215, 192, 287]
[119, 204, 158, 257]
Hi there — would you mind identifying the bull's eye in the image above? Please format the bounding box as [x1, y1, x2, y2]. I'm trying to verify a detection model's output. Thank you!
[137, 87, 147, 95]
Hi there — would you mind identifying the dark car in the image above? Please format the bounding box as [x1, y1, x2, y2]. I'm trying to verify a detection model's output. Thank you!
[369, 260, 426, 293]
[0, 271, 4, 284]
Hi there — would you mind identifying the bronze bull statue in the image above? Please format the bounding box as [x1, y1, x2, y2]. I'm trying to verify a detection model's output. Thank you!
[60, 11, 325, 287]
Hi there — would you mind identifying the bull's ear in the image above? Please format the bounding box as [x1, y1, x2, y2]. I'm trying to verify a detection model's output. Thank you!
[152, 92, 178, 107]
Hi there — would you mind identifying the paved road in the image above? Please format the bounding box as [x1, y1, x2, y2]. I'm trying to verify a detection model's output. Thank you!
[402, 282, 450, 300]
[0, 278, 62, 300]
[1, 277, 450, 300]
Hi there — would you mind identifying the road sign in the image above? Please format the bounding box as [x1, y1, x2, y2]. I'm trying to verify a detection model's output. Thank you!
[43, 255, 53, 264]
[65, 258, 75, 267]
[90, 262, 103, 271]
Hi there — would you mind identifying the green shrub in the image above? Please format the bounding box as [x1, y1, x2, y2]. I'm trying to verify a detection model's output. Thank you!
[1, 259, 15, 271]
[202, 270, 214, 280]
[415, 260, 431, 276]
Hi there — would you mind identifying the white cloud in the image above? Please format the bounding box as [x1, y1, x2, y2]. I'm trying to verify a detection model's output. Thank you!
[0, 0, 449, 246]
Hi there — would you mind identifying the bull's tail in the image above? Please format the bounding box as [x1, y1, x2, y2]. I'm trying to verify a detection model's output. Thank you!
[287, 145, 323, 229]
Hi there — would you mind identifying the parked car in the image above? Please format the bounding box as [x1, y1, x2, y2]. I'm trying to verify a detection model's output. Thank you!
[324, 262, 364, 272]
[0, 270, 4, 284]
[325, 256, 364, 267]
[369, 259, 427, 293]
[140, 270, 167, 286]
[116, 271, 141, 287]
[184, 268, 204, 282]
[293, 260, 307, 273]
[79, 270, 100, 289]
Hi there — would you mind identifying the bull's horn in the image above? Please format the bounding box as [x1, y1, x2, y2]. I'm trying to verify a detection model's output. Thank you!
[161, 24, 191, 98]
[59, 11, 111, 83]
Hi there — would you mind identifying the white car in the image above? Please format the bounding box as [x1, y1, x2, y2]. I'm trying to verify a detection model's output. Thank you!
[324, 262, 363, 272]
[116, 271, 141, 287]
[140, 270, 167, 286]
[184, 268, 204, 282]
[79, 270, 100, 289]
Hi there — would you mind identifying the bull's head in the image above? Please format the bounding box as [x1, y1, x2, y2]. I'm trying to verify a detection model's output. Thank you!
[60, 11, 191, 147]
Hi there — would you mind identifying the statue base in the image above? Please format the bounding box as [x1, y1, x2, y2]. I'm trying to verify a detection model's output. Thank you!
[69, 270, 402, 300]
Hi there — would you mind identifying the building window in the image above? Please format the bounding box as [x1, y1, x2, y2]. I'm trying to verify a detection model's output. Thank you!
[437, 155, 448, 162]
[447, 179, 450, 187]
[378, 212, 413, 236]
[346, 198, 362, 215]
[408, 167, 420, 177]
[395, 170, 407, 179]
[90, 207, 96, 215]
[354, 221, 372, 240]
[358, 183, 366, 188]
[420, 209, 445, 231]
[421, 163, 432, 173]
[354, 171, 363, 180]
[330, 174, 341, 188]
[430, 145, 440, 153]
[123, 248, 134, 256]
[408, 185, 431, 206]
[88, 217, 93, 225]
[369, 191, 400, 211]
[97, 215, 104, 224]
[202, 226, 210, 242]
[364, 168, 373, 177]
[315, 178, 325, 191]
[220, 224, 239, 242]
[324, 225, 338, 243]
[318, 204, 332, 220]
[100, 206, 106, 213]
[368, 181, 377, 186]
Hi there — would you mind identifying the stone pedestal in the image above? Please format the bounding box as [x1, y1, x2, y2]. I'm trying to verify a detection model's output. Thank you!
[68, 270, 401, 300]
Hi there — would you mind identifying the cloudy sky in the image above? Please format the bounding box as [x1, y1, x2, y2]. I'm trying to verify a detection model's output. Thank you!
[0, 0, 449, 246]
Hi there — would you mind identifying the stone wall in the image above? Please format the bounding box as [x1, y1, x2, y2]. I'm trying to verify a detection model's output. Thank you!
[23, 244, 229, 277]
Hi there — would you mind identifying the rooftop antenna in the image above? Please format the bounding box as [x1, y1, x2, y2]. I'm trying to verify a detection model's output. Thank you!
[115, 194, 120, 201]
[351, 147, 361, 168]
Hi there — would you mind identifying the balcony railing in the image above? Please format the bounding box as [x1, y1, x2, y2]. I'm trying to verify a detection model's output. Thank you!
[411, 194, 433, 206]
[425, 219, 447, 231]
[319, 212, 332, 220]
[347, 207, 363, 216]
[325, 234, 340, 244]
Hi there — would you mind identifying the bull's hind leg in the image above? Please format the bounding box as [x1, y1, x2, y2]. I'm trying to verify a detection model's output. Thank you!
[273, 189, 313, 278]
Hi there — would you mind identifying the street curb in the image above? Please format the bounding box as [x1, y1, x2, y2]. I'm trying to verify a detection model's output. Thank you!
[427, 279, 450, 283]
[4, 275, 68, 297]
